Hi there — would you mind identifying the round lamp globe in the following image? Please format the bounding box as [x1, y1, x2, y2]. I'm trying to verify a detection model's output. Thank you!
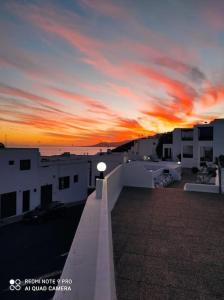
[97, 162, 107, 172]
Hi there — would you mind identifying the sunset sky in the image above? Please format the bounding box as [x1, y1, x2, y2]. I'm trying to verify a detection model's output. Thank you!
[0, 0, 224, 146]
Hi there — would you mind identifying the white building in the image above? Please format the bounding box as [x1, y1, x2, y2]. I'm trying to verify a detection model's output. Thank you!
[128, 136, 159, 158]
[162, 119, 224, 168]
[0, 148, 88, 220]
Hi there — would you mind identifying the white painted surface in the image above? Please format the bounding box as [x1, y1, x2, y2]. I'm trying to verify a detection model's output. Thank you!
[184, 183, 219, 193]
[96, 178, 103, 199]
[94, 166, 123, 300]
[53, 191, 101, 300]
[123, 162, 155, 188]
[54, 165, 123, 300]
[221, 168, 224, 194]
[132, 137, 159, 157]
[105, 165, 123, 211]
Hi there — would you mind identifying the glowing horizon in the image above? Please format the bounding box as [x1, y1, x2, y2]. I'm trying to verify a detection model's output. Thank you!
[0, 0, 224, 146]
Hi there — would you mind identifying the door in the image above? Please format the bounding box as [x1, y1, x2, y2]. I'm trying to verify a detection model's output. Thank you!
[0, 192, 16, 218]
[41, 185, 52, 208]
[23, 190, 30, 212]
[164, 148, 172, 159]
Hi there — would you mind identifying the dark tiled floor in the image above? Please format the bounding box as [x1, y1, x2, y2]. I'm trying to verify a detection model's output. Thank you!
[112, 187, 224, 300]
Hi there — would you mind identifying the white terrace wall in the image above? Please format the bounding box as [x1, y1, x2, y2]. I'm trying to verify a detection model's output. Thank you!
[221, 168, 224, 194]
[122, 162, 154, 188]
[184, 183, 219, 193]
[53, 191, 102, 300]
[53, 165, 123, 300]
[184, 169, 220, 194]
[94, 165, 123, 300]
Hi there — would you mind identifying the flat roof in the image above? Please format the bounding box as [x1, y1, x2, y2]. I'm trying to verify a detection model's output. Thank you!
[112, 186, 224, 299]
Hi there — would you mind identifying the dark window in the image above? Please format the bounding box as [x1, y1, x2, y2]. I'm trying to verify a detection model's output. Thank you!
[198, 127, 213, 141]
[183, 145, 193, 158]
[164, 148, 172, 159]
[181, 129, 193, 141]
[22, 190, 30, 212]
[0, 192, 16, 218]
[74, 175, 79, 183]
[59, 176, 70, 190]
[163, 132, 173, 144]
[9, 160, 14, 165]
[20, 159, 31, 170]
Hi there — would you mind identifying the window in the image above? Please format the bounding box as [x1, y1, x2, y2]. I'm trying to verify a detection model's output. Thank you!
[164, 147, 172, 159]
[0, 192, 16, 218]
[74, 175, 79, 183]
[163, 132, 173, 144]
[181, 129, 193, 141]
[182, 145, 193, 158]
[22, 190, 30, 212]
[20, 159, 31, 170]
[59, 176, 70, 190]
[200, 146, 213, 162]
[198, 127, 213, 141]
[8, 160, 15, 165]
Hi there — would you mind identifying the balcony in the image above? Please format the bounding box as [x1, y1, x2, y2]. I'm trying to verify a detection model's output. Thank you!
[53, 161, 224, 300]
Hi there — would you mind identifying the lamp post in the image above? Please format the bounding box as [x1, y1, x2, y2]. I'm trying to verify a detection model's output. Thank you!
[97, 162, 107, 179]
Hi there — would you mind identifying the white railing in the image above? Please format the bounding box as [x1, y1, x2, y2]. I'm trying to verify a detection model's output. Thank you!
[53, 165, 123, 300]
[94, 164, 123, 300]
[221, 168, 224, 194]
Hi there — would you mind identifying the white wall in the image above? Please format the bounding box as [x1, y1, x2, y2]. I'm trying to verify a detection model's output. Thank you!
[184, 183, 219, 193]
[172, 128, 182, 160]
[213, 120, 224, 159]
[136, 137, 159, 157]
[221, 168, 224, 194]
[54, 164, 123, 300]
[123, 162, 155, 188]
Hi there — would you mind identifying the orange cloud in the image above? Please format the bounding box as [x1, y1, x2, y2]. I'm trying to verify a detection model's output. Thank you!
[130, 64, 198, 119]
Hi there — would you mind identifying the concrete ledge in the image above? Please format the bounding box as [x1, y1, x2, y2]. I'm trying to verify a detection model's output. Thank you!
[184, 183, 219, 193]
[53, 191, 101, 300]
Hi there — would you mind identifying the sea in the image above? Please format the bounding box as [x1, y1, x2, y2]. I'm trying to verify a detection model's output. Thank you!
[38, 146, 114, 156]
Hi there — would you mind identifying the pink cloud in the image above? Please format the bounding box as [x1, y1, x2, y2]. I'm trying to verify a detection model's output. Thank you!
[0, 83, 62, 110]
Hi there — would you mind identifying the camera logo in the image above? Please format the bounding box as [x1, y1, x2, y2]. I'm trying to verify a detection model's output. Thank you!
[9, 279, 21, 291]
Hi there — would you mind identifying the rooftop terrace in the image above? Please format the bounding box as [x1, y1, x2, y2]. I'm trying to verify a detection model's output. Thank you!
[112, 187, 224, 299]
[53, 162, 224, 300]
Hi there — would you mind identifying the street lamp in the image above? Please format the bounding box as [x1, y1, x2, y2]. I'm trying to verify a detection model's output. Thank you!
[97, 162, 107, 179]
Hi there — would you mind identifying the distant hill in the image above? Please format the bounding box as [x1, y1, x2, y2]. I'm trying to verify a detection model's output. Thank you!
[111, 139, 137, 152]
[87, 141, 129, 148]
